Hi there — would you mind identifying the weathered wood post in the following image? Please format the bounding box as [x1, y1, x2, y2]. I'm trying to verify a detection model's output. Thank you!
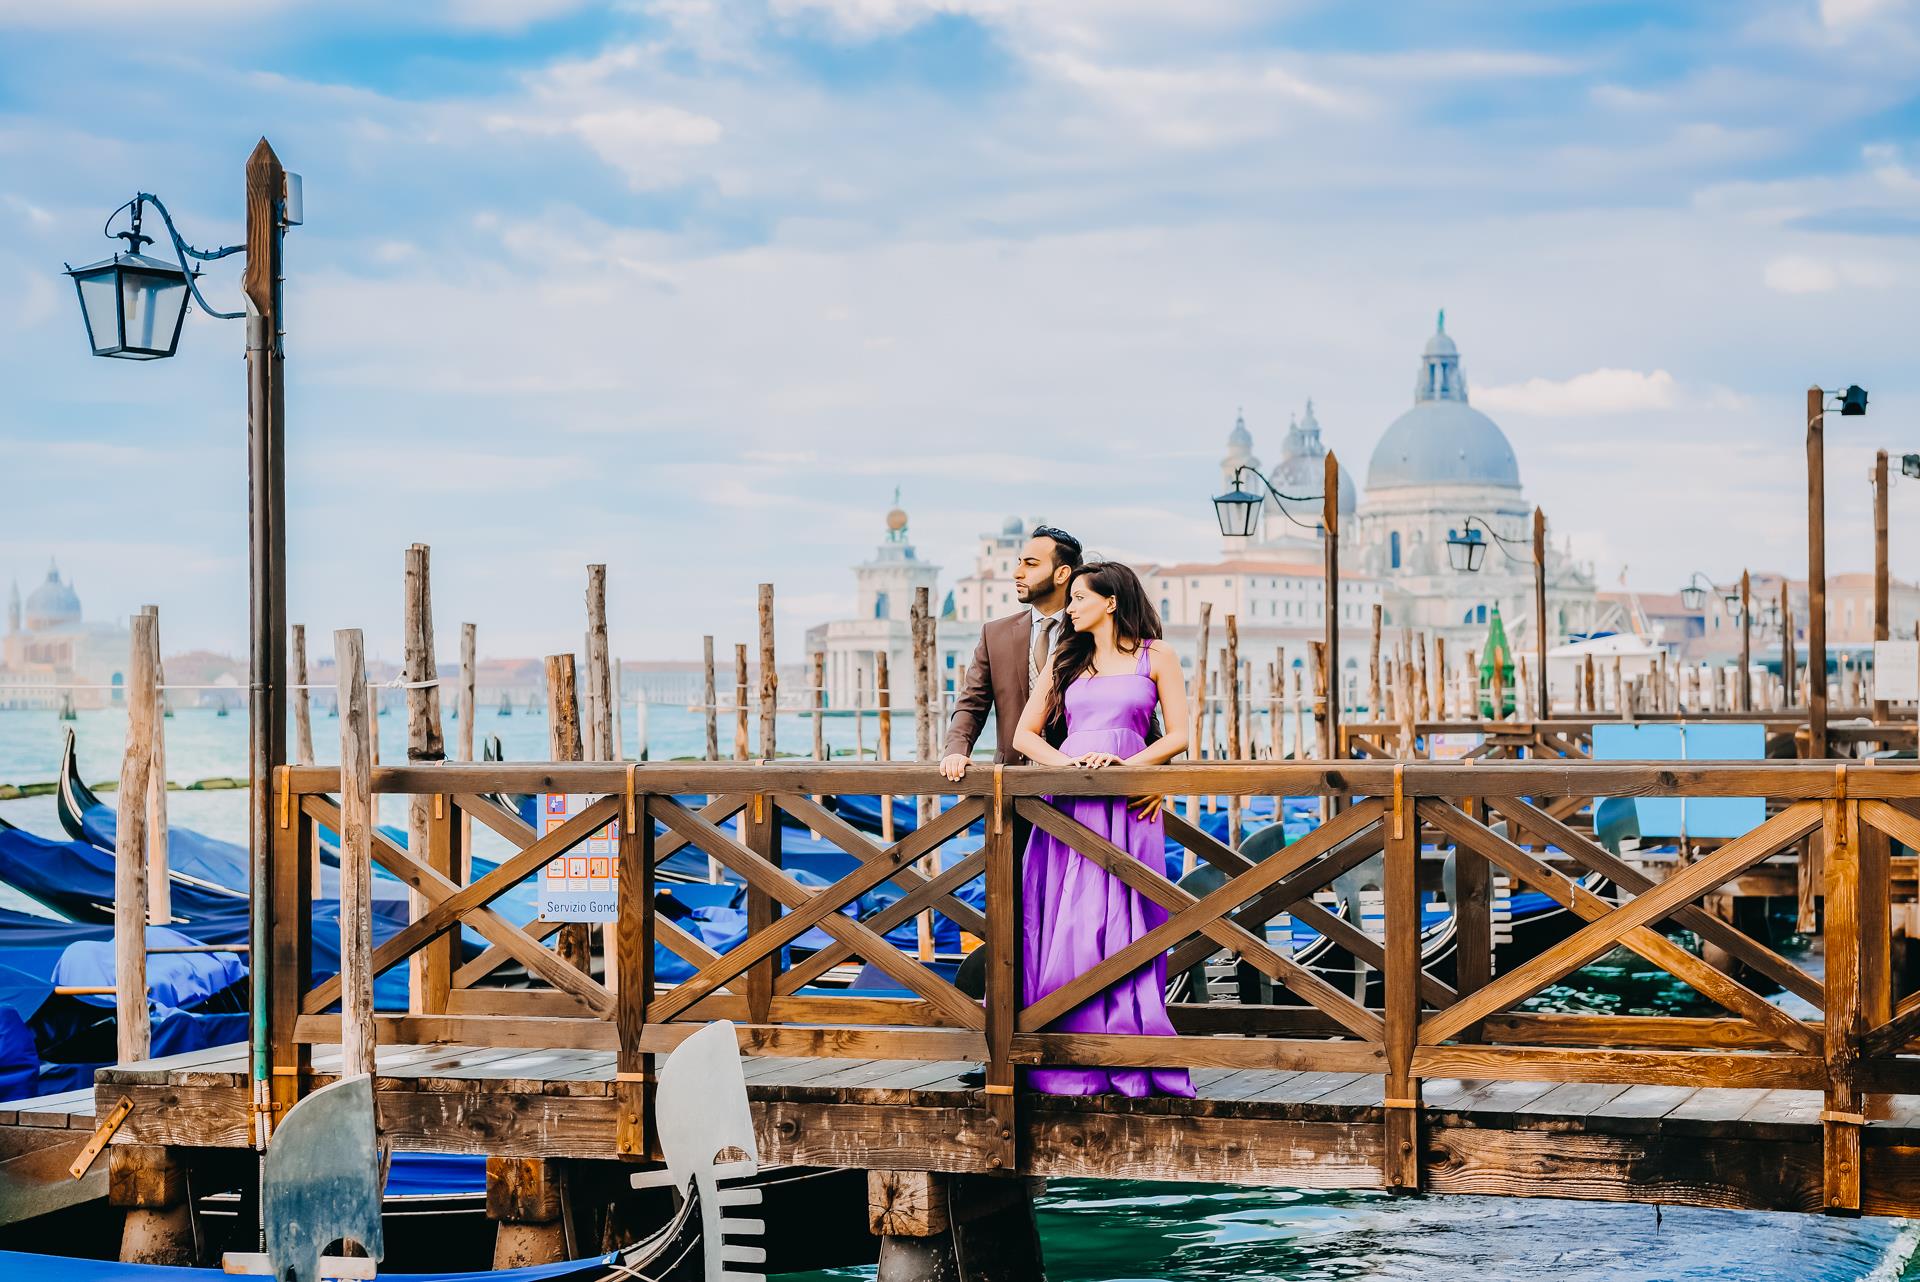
[1434, 637, 1448, 720]
[1533, 506, 1550, 720]
[759, 584, 778, 760]
[910, 588, 936, 958]
[291, 621, 316, 766]
[744, 585, 784, 1022]
[116, 611, 157, 1064]
[1291, 666, 1307, 764]
[1368, 605, 1384, 718]
[876, 650, 895, 843]
[546, 654, 591, 972]
[702, 635, 719, 761]
[1225, 614, 1242, 848]
[141, 606, 171, 927]
[1822, 790, 1865, 1211]
[404, 544, 449, 1014]
[1782, 582, 1797, 706]
[1418, 632, 1433, 722]
[1268, 655, 1282, 760]
[333, 628, 378, 1080]
[458, 622, 477, 879]
[1740, 569, 1754, 712]
[733, 643, 750, 761]
[587, 566, 614, 762]
[1323, 450, 1343, 751]
[812, 650, 827, 763]
[1383, 765, 1422, 1191]
[1190, 603, 1211, 821]
[1396, 656, 1417, 759]
[1309, 640, 1327, 760]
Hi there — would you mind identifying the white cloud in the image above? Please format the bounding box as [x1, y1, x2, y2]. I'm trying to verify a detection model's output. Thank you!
[1820, 0, 1911, 27]
[1475, 369, 1681, 417]
[1762, 253, 1892, 294]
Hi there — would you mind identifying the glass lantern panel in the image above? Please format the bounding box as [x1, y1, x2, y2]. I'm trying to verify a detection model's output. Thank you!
[74, 270, 121, 354]
[121, 269, 188, 355]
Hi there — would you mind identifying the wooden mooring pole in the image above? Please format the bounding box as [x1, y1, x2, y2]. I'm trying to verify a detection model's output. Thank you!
[546, 654, 591, 971]
[404, 545, 448, 1014]
[291, 622, 315, 766]
[141, 606, 171, 928]
[116, 610, 157, 1064]
[333, 629, 378, 1079]
[702, 635, 718, 761]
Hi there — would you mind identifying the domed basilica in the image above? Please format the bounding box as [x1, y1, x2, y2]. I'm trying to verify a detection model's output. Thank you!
[1222, 313, 1599, 652]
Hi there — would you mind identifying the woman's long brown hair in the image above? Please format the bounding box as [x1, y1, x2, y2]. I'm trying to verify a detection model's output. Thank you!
[1040, 561, 1164, 737]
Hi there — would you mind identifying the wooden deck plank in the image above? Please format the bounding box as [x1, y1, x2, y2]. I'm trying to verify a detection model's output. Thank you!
[1594, 1084, 1700, 1120]
[1740, 1089, 1823, 1127]
[1663, 1087, 1773, 1125]
[1513, 1081, 1632, 1116]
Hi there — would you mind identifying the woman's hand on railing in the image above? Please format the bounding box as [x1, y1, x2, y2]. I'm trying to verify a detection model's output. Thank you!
[1071, 752, 1125, 769]
[1128, 795, 1165, 821]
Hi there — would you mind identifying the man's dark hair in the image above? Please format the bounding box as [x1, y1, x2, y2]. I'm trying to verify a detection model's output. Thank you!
[1030, 525, 1084, 571]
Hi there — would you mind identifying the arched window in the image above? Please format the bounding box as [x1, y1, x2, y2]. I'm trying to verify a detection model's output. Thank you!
[873, 591, 889, 619]
[1478, 604, 1488, 624]
[1389, 531, 1402, 569]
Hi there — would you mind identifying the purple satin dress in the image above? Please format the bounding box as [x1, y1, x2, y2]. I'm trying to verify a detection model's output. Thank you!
[1022, 641, 1195, 1098]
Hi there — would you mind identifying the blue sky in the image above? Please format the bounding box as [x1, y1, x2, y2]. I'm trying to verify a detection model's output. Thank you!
[1, 0, 1917, 661]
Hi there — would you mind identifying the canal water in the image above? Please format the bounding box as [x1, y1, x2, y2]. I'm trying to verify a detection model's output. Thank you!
[5, 708, 1918, 1281]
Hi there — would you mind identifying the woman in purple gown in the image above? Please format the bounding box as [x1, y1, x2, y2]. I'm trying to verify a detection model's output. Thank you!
[1010, 562, 1195, 1098]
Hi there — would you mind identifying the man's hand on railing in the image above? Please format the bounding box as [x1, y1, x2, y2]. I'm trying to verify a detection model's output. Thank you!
[939, 753, 971, 782]
[1128, 795, 1164, 821]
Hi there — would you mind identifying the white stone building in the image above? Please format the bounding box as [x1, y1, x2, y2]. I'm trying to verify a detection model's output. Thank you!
[1, 563, 133, 710]
[1221, 313, 1600, 658]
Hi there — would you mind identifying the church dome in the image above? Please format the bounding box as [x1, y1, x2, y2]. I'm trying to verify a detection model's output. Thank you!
[1270, 400, 1356, 523]
[1366, 312, 1520, 491]
[24, 562, 80, 631]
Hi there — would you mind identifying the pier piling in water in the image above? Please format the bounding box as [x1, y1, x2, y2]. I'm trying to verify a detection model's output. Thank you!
[141, 605, 171, 927]
[333, 628, 377, 1080]
[115, 610, 157, 1065]
[546, 653, 591, 972]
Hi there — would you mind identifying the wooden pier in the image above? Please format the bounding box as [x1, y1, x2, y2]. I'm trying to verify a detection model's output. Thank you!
[44, 757, 1920, 1231]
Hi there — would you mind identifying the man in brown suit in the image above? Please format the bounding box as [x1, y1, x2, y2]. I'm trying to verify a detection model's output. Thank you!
[940, 525, 1083, 779]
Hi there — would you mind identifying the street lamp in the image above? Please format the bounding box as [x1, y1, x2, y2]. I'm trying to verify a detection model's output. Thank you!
[1205, 458, 1344, 761]
[1213, 464, 1324, 539]
[1444, 524, 1486, 573]
[63, 143, 298, 1155]
[1442, 511, 1551, 718]
[1903, 454, 1919, 480]
[64, 193, 252, 359]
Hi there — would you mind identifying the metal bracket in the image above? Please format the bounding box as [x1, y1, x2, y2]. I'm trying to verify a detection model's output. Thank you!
[66, 1097, 134, 1179]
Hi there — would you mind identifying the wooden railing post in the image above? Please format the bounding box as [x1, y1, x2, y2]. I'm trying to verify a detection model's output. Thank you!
[423, 793, 460, 1015]
[1382, 767, 1422, 1191]
[745, 792, 781, 1026]
[983, 769, 1019, 1173]
[616, 789, 656, 1160]
[268, 767, 314, 1116]
[1822, 791, 1864, 1213]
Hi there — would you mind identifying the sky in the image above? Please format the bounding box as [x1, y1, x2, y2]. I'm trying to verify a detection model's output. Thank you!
[1, 0, 1918, 664]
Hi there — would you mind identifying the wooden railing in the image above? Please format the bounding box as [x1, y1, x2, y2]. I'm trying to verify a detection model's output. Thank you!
[270, 759, 1920, 1208]
[1341, 713, 1916, 762]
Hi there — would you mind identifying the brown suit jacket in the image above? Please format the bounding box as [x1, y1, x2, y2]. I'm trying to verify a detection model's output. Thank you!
[943, 611, 1048, 764]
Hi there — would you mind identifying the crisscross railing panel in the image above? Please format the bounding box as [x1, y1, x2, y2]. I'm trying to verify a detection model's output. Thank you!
[647, 796, 986, 1022]
[1420, 801, 1824, 1045]
[1017, 797, 1385, 1042]
[1422, 798, 1820, 1054]
[650, 794, 985, 1029]
[299, 793, 616, 1015]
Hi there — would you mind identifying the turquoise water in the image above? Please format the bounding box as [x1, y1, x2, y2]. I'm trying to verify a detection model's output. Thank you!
[4, 709, 1918, 1280]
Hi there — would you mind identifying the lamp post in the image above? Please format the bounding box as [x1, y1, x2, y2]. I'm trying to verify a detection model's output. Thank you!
[1445, 508, 1550, 720]
[1807, 383, 1869, 757]
[1212, 459, 1341, 756]
[65, 141, 295, 1148]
